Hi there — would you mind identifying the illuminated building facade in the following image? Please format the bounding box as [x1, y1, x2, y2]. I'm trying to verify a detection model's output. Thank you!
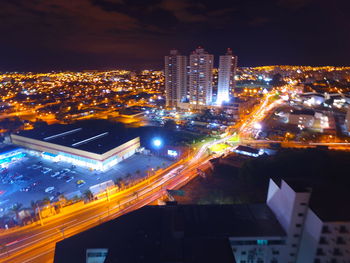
[217, 48, 237, 105]
[0, 146, 25, 168]
[10, 123, 140, 171]
[189, 47, 214, 107]
[164, 49, 187, 108]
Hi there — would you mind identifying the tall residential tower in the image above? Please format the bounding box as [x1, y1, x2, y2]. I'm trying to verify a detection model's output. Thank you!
[164, 49, 187, 108]
[189, 47, 214, 106]
[217, 48, 238, 105]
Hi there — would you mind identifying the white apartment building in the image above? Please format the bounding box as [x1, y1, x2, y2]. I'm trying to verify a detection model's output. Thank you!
[217, 48, 237, 105]
[267, 178, 350, 263]
[189, 47, 214, 107]
[164, 49, 187, 108]
[230, 177, 349, 263]
[267, 179, 312, 263]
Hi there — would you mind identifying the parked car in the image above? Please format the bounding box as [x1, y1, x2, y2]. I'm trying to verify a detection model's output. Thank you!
[45, 186, 55, 193]
[66, 176, 74, 183]
[76, 180, 86, 187]
[51, 172, 60, 178]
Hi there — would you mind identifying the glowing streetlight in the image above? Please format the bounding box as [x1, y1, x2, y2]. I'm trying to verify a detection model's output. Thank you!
[253, 123, 262, 130]
[152, 138, 162, 148]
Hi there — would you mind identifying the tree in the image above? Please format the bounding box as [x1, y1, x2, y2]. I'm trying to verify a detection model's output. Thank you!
[271, 73, 285, 86]
[30, 201, 37, 218]
[114, 178, 122, 187]
[33, 120, 48, 129]
[42, 197, 50, 206]
[11, 203, 23, 223]
[83, 190, 94, 201]
[163, 119, 176, 130]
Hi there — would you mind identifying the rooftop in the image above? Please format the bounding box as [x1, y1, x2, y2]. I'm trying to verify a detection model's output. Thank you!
[235, 145, 260, 155]
[54, 204, 285, 263]
[13, 120, 138, 155]
[290, 109, 315, 116]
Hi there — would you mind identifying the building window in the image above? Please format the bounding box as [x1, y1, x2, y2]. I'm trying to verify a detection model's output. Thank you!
[293, 234, 300, 238]
[336, 237, 346, 245]
[333, 248, 342, 256]
[314, 259, 321, 263]
[322, 226, 330, 233]
[241, 251, 246, 255]
[290, 253, 295, 256]
[316, 248, 324, 256]
[296, 224, 302, 228]
[240, 261, 246, 263]
[272, 250, 280, 255]
[319, 237, 328, 244]
[339, 225, 348, 233]
[271, 260, 278, 263]
[298, 213, 304, 216]
[300, 202, 307, 206]
[292, 244, 297, 248]
[257, 240, 268, 245]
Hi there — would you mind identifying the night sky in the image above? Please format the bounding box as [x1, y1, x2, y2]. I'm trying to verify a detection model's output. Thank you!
[0, 0, 349, 71]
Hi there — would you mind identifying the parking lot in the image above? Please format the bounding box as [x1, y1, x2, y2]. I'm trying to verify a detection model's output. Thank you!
[0, 153, 172, 214]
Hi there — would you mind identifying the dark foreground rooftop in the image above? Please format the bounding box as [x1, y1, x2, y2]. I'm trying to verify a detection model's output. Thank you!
[13, 120, 138, 155]
[54, 204, 285, 263]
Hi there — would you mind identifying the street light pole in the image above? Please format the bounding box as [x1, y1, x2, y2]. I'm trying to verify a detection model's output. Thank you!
[37, 205, 43, 226]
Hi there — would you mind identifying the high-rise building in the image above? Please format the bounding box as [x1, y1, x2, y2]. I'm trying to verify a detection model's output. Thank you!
[217, 48, 237, 105]
[189, 47, 214, 106]
[164, 50, 187, 108]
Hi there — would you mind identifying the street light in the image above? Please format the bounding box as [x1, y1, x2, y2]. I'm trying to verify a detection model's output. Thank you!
[152, 138, 162, 156]
[253, 122, 262, 130]
[152, 138, 162, 148]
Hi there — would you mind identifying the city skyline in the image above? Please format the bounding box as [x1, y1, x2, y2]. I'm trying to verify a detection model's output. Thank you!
[0, 0, 349, 71]
[1, 1, 350, 262]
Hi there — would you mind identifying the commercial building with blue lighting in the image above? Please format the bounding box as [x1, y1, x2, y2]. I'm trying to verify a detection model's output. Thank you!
[10, 121, 140, 171]
[0, 145, 25, 168]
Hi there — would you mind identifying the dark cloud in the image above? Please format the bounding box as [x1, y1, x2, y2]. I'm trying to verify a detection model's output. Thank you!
[0, 0, 349, 71]
[277, 0, 312, 9]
